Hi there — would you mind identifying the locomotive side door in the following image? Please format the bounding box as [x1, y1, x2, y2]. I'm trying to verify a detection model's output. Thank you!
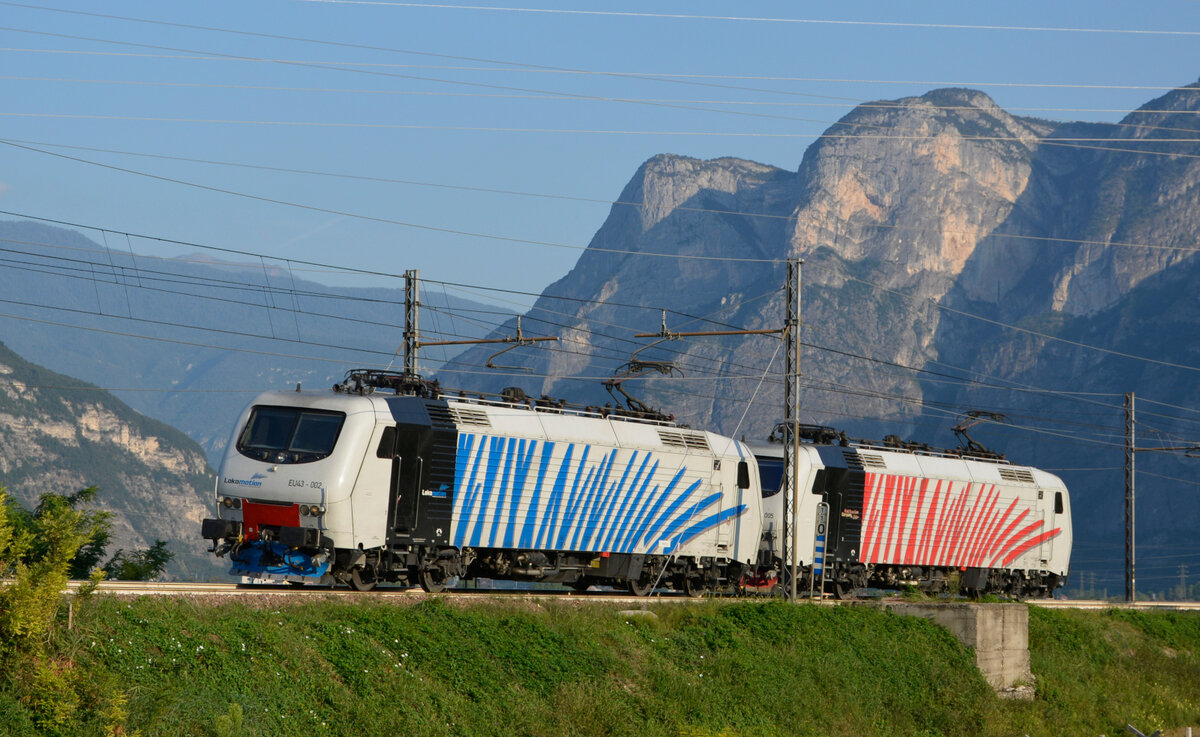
[383, 421, 455, 545]
[713, 461, 731, 551]
[352, 423, 394, 549]
[815, 467, 858, 563]
[1037, 508, 1051, 568]
[387, 424, 425, 539]
[1045, 489, 1066, 565]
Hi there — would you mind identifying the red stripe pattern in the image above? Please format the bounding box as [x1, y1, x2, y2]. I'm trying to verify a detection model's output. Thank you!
[859, 472, 1060, 570]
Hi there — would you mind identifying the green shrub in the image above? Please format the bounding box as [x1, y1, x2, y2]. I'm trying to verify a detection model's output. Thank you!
[0, 486, 131, 735]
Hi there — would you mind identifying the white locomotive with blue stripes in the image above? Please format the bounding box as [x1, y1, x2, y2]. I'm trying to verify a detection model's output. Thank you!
[202, 370, 762, 594]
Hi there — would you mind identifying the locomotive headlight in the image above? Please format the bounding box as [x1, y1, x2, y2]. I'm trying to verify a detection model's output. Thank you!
[299, 505, 309, 517]
[222, 497, 233, 509]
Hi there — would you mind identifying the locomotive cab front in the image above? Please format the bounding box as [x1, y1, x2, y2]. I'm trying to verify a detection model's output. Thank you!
[202, 391, 377, 584]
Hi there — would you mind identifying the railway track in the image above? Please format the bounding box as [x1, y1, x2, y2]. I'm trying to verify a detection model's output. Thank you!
[66, 580, 697, 604]
[1028, 598, 1200, 611]
[63, 581, 1200, 610]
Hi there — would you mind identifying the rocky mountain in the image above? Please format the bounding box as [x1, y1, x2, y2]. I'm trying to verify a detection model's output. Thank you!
[0, 341, 218, 580]
[0, 220, 511, 463]
[448, 82, 1200, 596]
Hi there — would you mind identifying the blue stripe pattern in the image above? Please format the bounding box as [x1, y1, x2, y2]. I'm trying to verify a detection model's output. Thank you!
[602, 457, 656, 552]
[449, 434, 747, 554]
[621, 468, 686, 554]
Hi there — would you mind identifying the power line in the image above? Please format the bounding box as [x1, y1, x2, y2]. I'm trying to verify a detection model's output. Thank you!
[0, 244, 418, 334]
[8, 136, 1200, 258]
[0, 142, 780, 263]
[0, 205, 1180, 436]
[1139, 396, 1200, 417]
[0, 255, 1170, 452]
[0, 26, 923, 132]
[2, 24, 1199, 145]
[7, 133, 1200, 315]
[7, 206, 1200, 431]
[0, 231, 791, 392]
[0, 208, 784, 357]
[1140, 470, 1200, 488]
[11, 0, 1200, 78]
[287, 1, 1200, 38]
[5, 74, 1200, 127]
[7, 112, 1200, 149]
[0, 234, 410, 309]
[932, 300, 1200, 375]
[0, 309, 390, 366]
[0, 0, 868, 108]
[8, 6, 1200, 85]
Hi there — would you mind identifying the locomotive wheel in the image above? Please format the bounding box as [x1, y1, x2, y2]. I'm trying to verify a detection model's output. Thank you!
[349, 567, 377, 592]
[775, 567, 793, 598]
[682, 572, 706, 598]
[831, 578, 854, 600]
[419, 567, 447, 594]
[571, 576, 593, 594]
[628, 578, 653, 597]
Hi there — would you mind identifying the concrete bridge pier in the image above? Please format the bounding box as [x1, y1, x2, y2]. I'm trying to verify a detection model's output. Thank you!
[878, 602, 1034, 700]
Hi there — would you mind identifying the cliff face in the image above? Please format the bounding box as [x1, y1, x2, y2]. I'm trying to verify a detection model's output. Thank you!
[0, 342, 218, 580]
[448, 83, 1200, 591]
[792, 89, 1045, 292]
[453, 88, 1084, 432]
[504, 154, 797, 428]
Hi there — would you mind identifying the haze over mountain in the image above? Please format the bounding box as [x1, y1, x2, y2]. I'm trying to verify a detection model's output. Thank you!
[0, 219, 511, 463]
[448, 82, 1200, 596]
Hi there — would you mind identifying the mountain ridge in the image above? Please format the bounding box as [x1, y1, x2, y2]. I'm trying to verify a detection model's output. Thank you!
[446, 83, 1200, 592]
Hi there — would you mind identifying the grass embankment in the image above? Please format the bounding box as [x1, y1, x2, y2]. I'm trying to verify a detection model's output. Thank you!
[2, 598, 1198, 736]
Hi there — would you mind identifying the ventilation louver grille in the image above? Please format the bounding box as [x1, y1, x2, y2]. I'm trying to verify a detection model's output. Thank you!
[843, 451, 886, 470]
[999, 467, 1035, 484]
[449, 406, 491, 427]
[658, 430, 711, 452]
[424, 403, 455, 428]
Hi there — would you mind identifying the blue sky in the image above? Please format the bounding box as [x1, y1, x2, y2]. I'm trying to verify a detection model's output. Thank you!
[1, 1, 1198, 303]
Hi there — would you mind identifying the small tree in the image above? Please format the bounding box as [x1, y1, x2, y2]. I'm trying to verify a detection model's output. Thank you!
[0, 488, 103, 650]
[7, 486, 173, 582]
[0, 486, 122, 732]
[105, 540, 174, 581]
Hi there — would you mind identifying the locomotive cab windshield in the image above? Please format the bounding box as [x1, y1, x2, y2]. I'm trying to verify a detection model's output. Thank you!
[237, 405, 346, 464]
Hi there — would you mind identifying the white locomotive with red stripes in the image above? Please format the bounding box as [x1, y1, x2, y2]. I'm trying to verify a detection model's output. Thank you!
[752, 426, 1072, 598]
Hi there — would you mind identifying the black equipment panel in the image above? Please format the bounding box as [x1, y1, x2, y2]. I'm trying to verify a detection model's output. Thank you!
[380, 398, 458, 546]
[813, 467, 865, 562]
